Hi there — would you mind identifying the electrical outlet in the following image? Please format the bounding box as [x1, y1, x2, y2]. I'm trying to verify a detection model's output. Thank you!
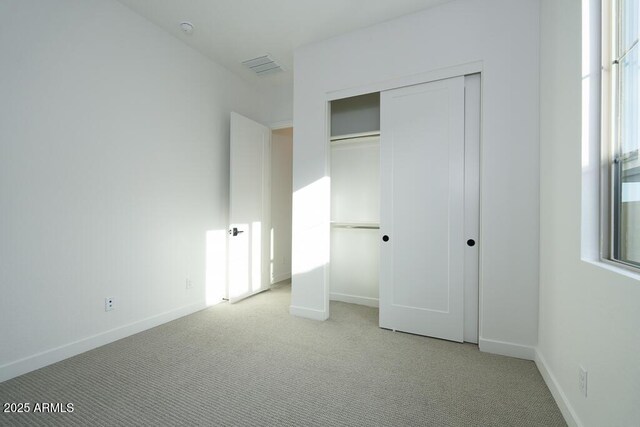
[105, 297, 114, 312]
[578, 366, 588, 397]
[185, 278, 193, 290]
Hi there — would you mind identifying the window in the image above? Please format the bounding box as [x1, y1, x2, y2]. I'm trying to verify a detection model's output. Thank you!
[604, 0, 640, 268]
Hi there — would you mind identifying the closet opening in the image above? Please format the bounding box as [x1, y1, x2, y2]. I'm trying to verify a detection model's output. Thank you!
[329, 93, 381, 308]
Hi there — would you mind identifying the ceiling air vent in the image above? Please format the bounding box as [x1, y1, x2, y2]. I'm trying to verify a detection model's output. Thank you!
[242, 54, 284, 76]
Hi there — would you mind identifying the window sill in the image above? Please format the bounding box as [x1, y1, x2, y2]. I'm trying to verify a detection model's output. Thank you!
[582, 258, 640, 281]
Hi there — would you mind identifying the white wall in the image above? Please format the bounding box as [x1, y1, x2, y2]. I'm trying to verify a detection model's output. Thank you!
[537, 1, 640, 425]
[0, 0, 266, 381]
[270, 128, 293, 283]
[291, 0, 541, 356]
[261, 82, 294, 127]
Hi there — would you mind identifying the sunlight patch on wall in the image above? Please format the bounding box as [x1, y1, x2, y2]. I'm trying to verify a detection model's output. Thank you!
[252, 221, 262, 292]
[292, 177, 330, 275]
[270, 227, 275, 283]
[582, 77, 591, 169]
[205, 229, 227, 306]
[228, 223, 249, 300]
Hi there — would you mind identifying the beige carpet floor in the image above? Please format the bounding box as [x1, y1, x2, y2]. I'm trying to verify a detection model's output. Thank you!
[0, 282, 565, 426]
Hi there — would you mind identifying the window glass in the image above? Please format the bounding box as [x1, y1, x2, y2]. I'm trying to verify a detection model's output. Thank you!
[620, 0, 639, 55]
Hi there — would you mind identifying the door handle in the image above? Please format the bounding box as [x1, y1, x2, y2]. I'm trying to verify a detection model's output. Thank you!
[229, 227, 244, 237]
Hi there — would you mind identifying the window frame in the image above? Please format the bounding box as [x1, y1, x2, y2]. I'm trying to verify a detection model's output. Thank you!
[601, 0, 640, 272]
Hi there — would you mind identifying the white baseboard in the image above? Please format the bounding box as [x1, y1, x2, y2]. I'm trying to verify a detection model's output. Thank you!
[330, 292, 379, 308]
[478, 337, 535, 360]
[535, 349, 582, 427]
[271, 272, 291, 284]
[289, 305, 328, 321]
[0, 302, 206, 383]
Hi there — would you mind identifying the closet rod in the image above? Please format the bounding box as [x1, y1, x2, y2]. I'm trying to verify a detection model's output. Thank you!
[331, 224, 380, 230]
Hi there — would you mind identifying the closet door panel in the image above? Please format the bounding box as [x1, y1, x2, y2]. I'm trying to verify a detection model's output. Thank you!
[379, 77, 465, 342]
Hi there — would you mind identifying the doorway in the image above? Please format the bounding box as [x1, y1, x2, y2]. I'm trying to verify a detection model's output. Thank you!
[270, 127, 293, 285]
[227, 114, 292, 304]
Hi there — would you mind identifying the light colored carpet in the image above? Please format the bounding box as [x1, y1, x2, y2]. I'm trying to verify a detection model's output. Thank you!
[0, 282, 565, 426]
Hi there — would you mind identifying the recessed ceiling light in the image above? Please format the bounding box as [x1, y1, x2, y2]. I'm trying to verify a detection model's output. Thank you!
[180, 22, 194, 35]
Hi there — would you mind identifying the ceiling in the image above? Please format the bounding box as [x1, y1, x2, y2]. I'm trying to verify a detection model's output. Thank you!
[117, 0, 450, 91]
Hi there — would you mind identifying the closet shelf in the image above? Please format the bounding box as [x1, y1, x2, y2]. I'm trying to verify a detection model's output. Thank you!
[331, 222, 380, 230]
[330, 131, 380, 143]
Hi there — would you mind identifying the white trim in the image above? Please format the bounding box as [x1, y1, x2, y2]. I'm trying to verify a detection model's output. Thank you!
[270, 120, 293, 130]
[327, 60, 483, 101]
[289, 305, 328, 321]
[0, 302, 206, 383]
[478, 337, 535, 360]
[535, 349, 583, 427]
[583, 258, 640, 281]
[580, 0, 606, 263]
[330, 292, 379, 308]
[271, 272, 291, 284]
[322, 101, 332, 318]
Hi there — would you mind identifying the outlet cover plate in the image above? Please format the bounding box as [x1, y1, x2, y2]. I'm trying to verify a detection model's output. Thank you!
[578, 366, 588, 397]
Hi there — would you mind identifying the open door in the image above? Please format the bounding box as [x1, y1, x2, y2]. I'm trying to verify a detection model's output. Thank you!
[228, 112, 271, 303]
[379, 77, 466, 342]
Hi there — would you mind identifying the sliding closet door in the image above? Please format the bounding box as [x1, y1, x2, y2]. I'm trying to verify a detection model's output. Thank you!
[379, 77, 465, 342]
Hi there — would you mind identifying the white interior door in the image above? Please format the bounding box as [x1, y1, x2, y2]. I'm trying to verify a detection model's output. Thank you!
[228, 112, 271, 303]
[379, 76, 466, 342]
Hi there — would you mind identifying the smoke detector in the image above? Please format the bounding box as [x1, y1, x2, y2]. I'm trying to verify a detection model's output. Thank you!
[180, 22, 194, 35]
[242, 54, 284, 76]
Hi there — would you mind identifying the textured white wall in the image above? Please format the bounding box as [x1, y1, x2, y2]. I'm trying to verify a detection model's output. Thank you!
[0, 0, 265, 381]
[260, 83, 294, 127]
[538, 1, 640, 425]
[291, 0, 541, 355]
[270, 128, 293, 283]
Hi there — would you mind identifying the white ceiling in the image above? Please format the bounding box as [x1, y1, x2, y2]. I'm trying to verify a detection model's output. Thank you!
[117, 0, 451, 91]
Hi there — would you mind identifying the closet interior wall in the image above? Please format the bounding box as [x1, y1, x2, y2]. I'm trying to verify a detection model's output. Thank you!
[329, 93, 381, 308]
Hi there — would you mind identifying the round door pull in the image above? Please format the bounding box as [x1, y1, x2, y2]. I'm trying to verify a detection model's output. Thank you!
[382, 235, 390, 242]
[467, 239, 476, 247]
